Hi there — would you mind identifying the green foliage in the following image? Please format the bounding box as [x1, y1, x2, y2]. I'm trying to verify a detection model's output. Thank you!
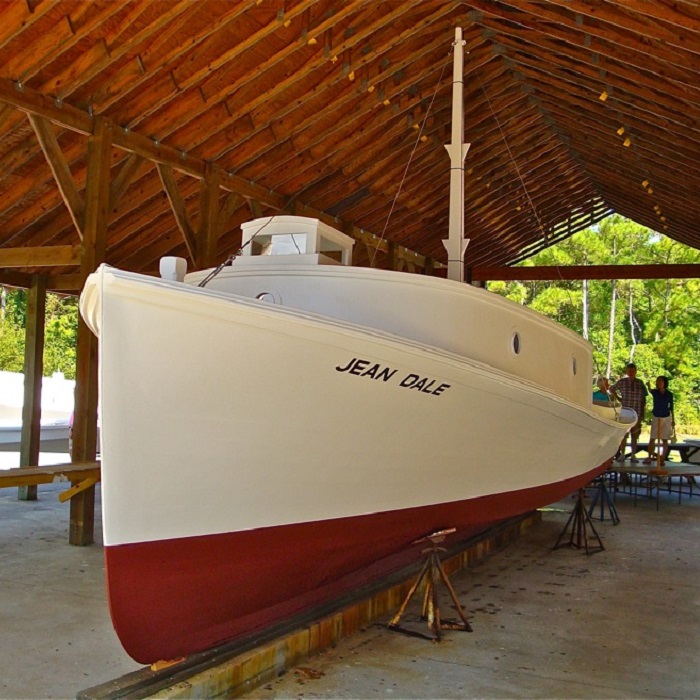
[0, 289, 78, 380]
[488, 214, 700, 432]
[43, 295, 78, 379]
[0, 321, 24, 372]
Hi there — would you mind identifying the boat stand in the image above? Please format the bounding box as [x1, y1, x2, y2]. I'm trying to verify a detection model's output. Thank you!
[387, 528, 472, 641]
[553, 489, 605, 555]
[587, 473, 620, 525]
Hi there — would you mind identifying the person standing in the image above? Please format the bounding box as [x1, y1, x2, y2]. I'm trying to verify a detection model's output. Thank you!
[611, 362, 647, 462]
[643, 376, 674, 465]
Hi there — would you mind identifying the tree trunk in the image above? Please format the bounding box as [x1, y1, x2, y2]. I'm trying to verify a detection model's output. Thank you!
[606, 279, 617, 378]
[582, 278, 589, 340]
[629, 287, 641, 360]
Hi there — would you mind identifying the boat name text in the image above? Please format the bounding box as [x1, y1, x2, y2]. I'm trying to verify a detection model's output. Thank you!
[335, 357, 451, 396]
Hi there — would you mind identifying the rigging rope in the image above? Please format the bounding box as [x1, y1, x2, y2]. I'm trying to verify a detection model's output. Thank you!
[369, 56, 451, 268]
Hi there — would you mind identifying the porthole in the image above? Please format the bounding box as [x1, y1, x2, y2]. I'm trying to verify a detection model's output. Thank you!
[511, 332, 521, 355]
[255, 291, 278, 303]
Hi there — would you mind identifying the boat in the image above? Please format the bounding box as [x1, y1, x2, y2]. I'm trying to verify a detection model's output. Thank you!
[78, 30, 634, 664]
[80, 213, 635, 663]
[0, 370, 72, 455]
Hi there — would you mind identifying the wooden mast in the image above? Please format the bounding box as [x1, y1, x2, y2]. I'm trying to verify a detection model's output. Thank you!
[442, 27, 470, 283]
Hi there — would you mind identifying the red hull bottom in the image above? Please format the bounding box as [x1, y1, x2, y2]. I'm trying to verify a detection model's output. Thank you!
[105, 464, 605, 662]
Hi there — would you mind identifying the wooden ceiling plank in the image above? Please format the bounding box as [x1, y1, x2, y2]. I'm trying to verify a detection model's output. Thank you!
[0, 244, 81, 267]
[474, 7, 700, 89]
[89, 1, 252, 113]
[617, 0, 700, 33]
[571, 0, 700, 42]
[501, 41, 700, 121]
[4, 2, 127, 84]
[124, 0, 328, 133]
[241, 34, 490, 189]
[216, 27, 461, 177]
[156, 163, 196, 263]
[482, 0, 700, 77]
[535, 94, 700, 178]
[190, 5, 458, 165]
[510, 55, 700, 136]
[27, 113, 85, 239]
[0, 0, 61, 52]
[138, 0, 449, 152]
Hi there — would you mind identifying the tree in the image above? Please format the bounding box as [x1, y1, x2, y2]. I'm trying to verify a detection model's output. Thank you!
[487, 215, 700, 433]
[0, 287, 79, 380]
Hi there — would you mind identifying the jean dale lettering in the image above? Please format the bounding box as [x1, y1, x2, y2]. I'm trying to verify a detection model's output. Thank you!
[335, 357, 451, 397]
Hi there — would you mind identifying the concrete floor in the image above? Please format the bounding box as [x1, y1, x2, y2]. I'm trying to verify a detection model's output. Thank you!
[0, 482, 140, 699]
[1, 481, 699, 699]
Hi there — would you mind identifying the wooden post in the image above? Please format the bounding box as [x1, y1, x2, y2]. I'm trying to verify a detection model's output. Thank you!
[196, 163, 221, 269]
[70, 116, 112, 546]
[18, 275, 47, 501]
[386, 240, 398, 271]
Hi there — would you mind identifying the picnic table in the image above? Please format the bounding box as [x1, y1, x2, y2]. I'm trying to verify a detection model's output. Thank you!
[628, 440, 700, 463]
[612, 461, 700, 510]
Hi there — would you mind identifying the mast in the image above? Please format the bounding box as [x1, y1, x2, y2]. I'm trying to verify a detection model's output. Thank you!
[442, 27, 471, 283]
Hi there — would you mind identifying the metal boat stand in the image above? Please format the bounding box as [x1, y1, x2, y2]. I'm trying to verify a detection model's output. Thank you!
[387, 528, 472, 641]
[587, 472, 620, 525]
[553, 489, 605, 555]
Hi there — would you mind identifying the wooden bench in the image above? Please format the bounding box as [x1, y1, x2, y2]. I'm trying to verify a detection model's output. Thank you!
[0, 462, 101, 503]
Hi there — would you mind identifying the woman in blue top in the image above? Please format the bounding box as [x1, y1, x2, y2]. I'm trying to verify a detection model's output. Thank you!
[643, 375, 675, 465]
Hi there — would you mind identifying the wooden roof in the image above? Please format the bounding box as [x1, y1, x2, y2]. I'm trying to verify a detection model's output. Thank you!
[0, 0, 699, 289]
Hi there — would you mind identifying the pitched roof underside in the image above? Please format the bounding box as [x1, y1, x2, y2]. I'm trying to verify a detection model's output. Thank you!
[0, 0, 698, 279]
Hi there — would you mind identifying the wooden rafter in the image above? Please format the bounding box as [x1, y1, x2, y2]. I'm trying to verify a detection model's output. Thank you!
[109, 153, 146, 209]
[27, 114, 85, 239]
[156, 163, 197, 263]
[0, 1, 698, 279]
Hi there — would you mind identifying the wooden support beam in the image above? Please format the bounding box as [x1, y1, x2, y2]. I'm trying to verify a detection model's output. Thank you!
[58, 476, 100, 503]
[217, 191, 241, 230]
[71, 116, 112, 547]
[18, 275, 47, 501]
[248, 198, 263, 218]
[197, 163, 220, 269]
[110, 153, 146, 210]
[45, 273, 87, 293]
[0, 76, 93, 134]
[0, 77, 435, 274]
[0, 270, 31, 289]
[157, 163, 196, 263]
[471, 264, 700, 281]
[28, 113, 85, 239]
[0, 245, 81, 267]
[386, 241, 398, 271]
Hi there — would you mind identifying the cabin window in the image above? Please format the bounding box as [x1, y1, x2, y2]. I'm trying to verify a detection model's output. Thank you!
[572, 356, 577, 375]
[511, 332, 521, 355]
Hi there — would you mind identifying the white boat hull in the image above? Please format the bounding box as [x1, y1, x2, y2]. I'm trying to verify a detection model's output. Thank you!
[80, 265, 630, 662]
